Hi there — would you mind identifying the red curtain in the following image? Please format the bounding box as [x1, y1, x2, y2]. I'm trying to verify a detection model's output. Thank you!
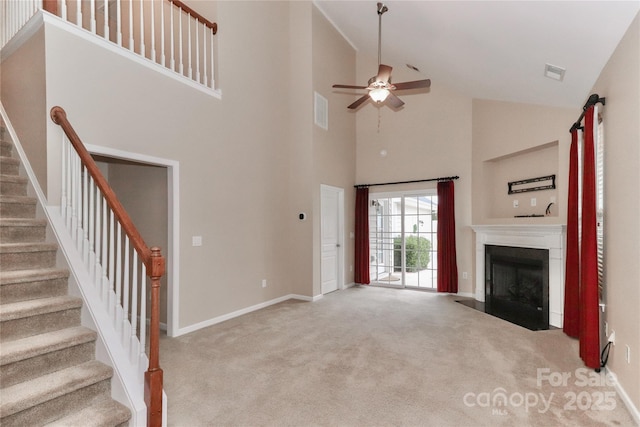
[354, 187, 370, 284]
[563, 129, 580, 338]
[579, 107, 600, 368]
[437, 181, 458, 293]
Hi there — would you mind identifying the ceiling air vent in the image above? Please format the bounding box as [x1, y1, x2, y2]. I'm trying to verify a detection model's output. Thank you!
[544, 63, 566, 81]
[314, 92, 328, 130]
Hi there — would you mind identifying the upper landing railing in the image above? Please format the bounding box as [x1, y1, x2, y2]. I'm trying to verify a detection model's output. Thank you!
[2, 0, 218, 91]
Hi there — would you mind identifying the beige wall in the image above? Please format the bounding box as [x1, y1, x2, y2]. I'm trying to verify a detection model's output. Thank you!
[591, 12, 640, 410]
[471, 99, 575, 225]
[354, 55, 474, 295]
[312, 5, 357, 294]
[1, 27, 47, 193]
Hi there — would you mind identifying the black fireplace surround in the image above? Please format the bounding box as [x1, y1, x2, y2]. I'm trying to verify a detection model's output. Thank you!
[485, 245, 550, 330]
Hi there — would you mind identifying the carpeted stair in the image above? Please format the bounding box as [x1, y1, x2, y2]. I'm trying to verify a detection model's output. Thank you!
[0, 127, 131, 426]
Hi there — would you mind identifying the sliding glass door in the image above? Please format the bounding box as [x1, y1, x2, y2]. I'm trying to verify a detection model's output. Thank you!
[369, 192, 438, 289]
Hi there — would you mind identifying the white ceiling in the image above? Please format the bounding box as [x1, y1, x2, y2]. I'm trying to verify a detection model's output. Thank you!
[314, 1, 639, 108]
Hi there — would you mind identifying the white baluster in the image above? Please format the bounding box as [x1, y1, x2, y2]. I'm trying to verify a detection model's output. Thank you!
[195, 21, 200, 83]
[103, 0, 109, 41]
[108, 210, 116, 314]
[75, 159, 83, 249]
[178, 8, 183, 74]
[93, 189, 102, 285]
[210, 30, 215, 88]
[187, 17, 192, 79]
[61, 0, 68, 21]
[140, 263, 147, 353]
[66, 142, 73, 230]
[122, 236, 131, 347]
[70, 153, 78, 241]
[202, 24, 207, 87]
[76, 0, 82, 26]
[128, 0, 133, 51]
[116, 0, 122, 45]
[88, 176, 96, 278]
[82, 165, 89, 263]
[95, 191, 102, 286]
[101, 199, 109, 303]
[160, 0, 165, 66]
[115, 222, 123, 334]
[60, 135, 67, 219]
[130, 250, 139, 363]
[139, 0, 145, 57]
[169, 3, 175, 71]
[149, 0, 155, 62]
[90, 0, 96, 33]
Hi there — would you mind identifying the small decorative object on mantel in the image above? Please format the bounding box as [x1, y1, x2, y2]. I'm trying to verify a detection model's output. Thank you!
[508, 175, 556, 195]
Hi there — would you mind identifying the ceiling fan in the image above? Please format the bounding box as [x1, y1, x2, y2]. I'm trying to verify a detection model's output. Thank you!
[332, 2, 431, 110]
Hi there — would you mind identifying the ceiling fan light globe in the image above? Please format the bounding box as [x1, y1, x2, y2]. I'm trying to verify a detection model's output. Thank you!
[370, 88, 390, 103]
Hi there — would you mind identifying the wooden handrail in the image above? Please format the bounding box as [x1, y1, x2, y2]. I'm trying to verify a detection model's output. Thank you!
[50, 106, 164, 427]
[168, 0, 218, 33]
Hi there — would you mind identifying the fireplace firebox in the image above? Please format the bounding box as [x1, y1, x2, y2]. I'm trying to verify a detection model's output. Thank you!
[485, 245, 549, 330]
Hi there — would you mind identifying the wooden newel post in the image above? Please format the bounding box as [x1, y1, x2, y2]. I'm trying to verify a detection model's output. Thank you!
[145, 247, 165, 427]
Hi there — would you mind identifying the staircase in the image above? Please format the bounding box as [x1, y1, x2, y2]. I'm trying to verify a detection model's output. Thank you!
[0, 127, 131, 426]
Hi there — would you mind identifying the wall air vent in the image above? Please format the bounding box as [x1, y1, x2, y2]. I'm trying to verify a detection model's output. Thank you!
[544, 63, 566, 81]
[314, 92, 328, 130]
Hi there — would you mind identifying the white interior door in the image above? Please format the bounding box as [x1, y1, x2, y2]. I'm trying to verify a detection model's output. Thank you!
[321, 185, 343, 294]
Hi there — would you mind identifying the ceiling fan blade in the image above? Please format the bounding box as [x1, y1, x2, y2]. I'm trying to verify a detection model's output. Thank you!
[333, 84, 368, 89]
[386, 92, 405, 109]
[376, 64, 393, 83]
[392, 79, 431, 90]
[348, 94, 371, 109]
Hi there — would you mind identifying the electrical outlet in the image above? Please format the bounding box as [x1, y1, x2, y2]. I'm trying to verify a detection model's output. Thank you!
[513, 200, 519, 208]
[604, 321, 608, 336]
[462, 272, 468, 279]
[192, 236, 203, 247]
[261, 279, 267, 288]
[531, 198, 537, 207]
[608, 330, 616, 345]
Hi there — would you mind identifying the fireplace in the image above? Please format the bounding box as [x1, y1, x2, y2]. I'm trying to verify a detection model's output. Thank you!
[472, 225, 566, 328]
[485, 245, 549, 330]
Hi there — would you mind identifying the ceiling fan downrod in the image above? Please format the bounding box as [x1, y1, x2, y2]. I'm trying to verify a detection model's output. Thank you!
[377, 3, 388, 68]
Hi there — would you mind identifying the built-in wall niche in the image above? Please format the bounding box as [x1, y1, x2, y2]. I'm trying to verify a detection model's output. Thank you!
[483, 141, 559, 219]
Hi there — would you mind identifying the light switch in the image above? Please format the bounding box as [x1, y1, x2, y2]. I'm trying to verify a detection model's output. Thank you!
[531, 198, 537, 207]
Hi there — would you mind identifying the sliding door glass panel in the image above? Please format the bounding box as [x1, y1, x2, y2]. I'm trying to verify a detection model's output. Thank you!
[369, 192, 437, 289]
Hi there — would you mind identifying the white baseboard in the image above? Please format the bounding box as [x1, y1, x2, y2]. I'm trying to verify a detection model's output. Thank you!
[175, 294, 315, 336]
[606, 366, 640, 425]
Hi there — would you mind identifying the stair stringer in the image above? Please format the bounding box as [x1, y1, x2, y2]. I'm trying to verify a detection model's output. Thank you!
[1, 103, 164, 427]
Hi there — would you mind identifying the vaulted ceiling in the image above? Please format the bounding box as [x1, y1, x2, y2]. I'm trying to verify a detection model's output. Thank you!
[314, 1, 639, 108]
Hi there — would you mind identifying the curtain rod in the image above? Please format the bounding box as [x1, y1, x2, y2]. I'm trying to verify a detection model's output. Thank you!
[354, 175, 459, 189]
[570, 93, 606, 132]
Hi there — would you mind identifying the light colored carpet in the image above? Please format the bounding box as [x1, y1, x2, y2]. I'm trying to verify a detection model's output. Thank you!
[160, 286, 636, 426]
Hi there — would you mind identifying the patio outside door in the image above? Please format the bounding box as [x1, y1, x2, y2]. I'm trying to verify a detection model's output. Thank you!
[369, 192, 438, 289]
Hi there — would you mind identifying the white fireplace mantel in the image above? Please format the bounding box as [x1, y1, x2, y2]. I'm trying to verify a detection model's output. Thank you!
[471, 224, 566, 328]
